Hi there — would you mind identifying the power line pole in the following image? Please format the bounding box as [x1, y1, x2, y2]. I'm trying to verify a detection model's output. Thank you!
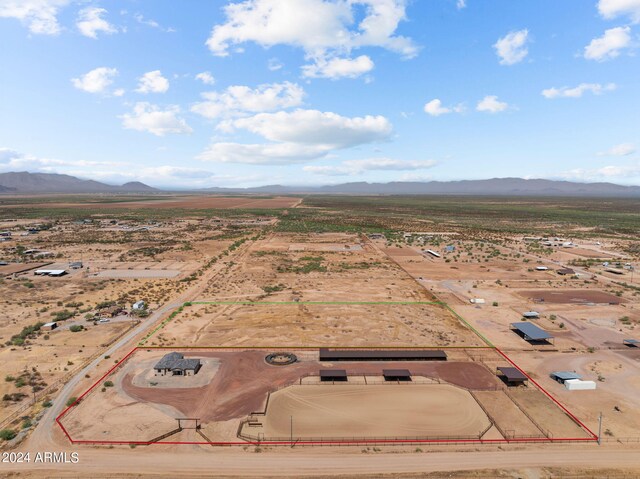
[290, 415, 293, 447]
[598, 412, 603, 446]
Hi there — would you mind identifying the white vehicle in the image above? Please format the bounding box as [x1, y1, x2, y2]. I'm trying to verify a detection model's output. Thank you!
[98, 318, 110, 323]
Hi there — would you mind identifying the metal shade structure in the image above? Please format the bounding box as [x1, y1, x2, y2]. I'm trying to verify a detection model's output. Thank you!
[382, 369, 412, 381]
[319, 348, 447, 361]
[319, 369, 348, 381]
[510, 322, 554, 343]
[497, 366, 528, 385]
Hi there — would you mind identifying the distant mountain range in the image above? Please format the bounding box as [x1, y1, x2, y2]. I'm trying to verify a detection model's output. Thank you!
[0, 172, 639, 197]
[0, 172, 157, 194]
[199, 178, 640, 197]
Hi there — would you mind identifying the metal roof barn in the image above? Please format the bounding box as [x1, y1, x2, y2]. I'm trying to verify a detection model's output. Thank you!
[497, 366, 527, 385]
[550, 371, 582, 383]
[382, 369, 412, 381]
[510, 322, 554, 342]
[319, 349, 447, 361]
[319, 369, 348, 381]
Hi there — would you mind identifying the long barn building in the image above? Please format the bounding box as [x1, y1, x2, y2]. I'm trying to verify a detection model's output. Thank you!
[319, 348, 447, 362]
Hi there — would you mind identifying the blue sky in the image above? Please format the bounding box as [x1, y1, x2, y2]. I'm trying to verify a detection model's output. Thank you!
[0, 0, 639, 188]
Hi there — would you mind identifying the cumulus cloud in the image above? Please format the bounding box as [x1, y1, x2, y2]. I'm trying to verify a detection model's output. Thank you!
[598, 0, 640, 23]
[563, 164, 640, 181]
[0, 147, 123, 172]
[0, 0, 71, 35]
[197, 142, 327, 164]
[205, 0, 417, 78]
[494, 29, 529, 65]
[476, 95, 508, 113]
[120, 102, 192, 136]
[598, 143, 636, 156]
[133, 13, 175, 32]
[456, 0, 467, 9]
[135, 70, 170, 94]
[191, 81, 305, 119]
[268, 58, 283, 71]
[228, 109, 392, 148]
[302, 55, 374, 79]
[71, 67, 118, 94]
[76, 7, 117, 39]
[304, 157, 437, 175]
[584, 26, 632, 61]
[423, 99, 464, 116]
[195, 71, 216, 85]
[542, 82, 616, 99]
[199, 109, 393, 165]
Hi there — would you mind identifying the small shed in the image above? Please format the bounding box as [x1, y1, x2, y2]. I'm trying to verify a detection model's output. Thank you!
[550, 371, 582, 384]
[470, 298, 485, 304]
[42, 322, 58, 331]
[557, 268, 575, 276]
[565, 379, 596, 391]
[623, 339, 639, 348]
[383, 369, 411, 381]
[522, 311, 540, 319]
[319, 369, 348, 382]
[535, 266, 549, 271]
[497, 366, 528, 386]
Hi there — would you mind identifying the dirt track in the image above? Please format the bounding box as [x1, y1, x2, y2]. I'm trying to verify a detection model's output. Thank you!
[120, 351, 499, 422]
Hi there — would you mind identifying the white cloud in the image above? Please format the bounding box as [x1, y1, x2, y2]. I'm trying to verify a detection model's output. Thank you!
[542, 82, 616, 99]
[456, 0, 467, 9]
[494, 29, 529, 65]
[195, 71, 216, 85]
[268, 58, 283, 71]
[584, 26, 632, 61]
[598, 0, 640, 23]
[476, 95, 508, 113]
[133, 13, 175, 32]
[198, 142, 326, 164]
[304, 158, 437, 176]
[136, 70, 170, 94]
[598, 143, 636, 156]
[0, 147, 123, 172]
[76, 7, 117, 39]
[199, 109, 393, 165]
[0, 0, 70, 35]
[191, 81, 305, 119]
[229, 109, 392, 148]
[423, 99, 464, 116]
[563, 164, 640, 181]
[205, 0, 417, 77]
[71, 67, 118, 94]
[113, 88, 125, 97]
[302, 55, 374, 79]
[120, 102, 192, 136]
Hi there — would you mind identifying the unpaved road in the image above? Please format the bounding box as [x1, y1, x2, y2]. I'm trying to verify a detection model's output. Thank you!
[3, 444, 640, 477]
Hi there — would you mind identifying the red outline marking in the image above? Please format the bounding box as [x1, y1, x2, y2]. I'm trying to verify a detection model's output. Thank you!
[56, 346, 599, 446]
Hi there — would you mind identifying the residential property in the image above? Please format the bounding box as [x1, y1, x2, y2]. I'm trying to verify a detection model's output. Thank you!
[154, 352, 202, 376]
[132, 300, 146, 310]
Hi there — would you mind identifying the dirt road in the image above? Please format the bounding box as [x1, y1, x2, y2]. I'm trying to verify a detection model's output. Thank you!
[4, 444, 640, 477]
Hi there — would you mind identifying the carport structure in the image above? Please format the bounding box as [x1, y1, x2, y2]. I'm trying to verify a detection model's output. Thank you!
[382, 369, 412, 381]
[319, 369, 348, 382]
[623, 339, 639, 348]
[510, 322, 554, 344]
[497, 366, 527, 386]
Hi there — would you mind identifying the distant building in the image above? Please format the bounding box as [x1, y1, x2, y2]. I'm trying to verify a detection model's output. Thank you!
[535, 266, 549, 271]
[132, 300, 146, 310]
[522, 311, 540, 319]
[557, 268, 575, 276]
[154, 352, 201, 376]
[69, 261, 83, 269]
[34, 269, 66, 277]
[444, 245, 455, 252]
[42, 322, 58, 331]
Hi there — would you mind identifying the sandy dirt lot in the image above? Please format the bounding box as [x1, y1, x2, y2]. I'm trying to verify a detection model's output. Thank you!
[252, 384, 491, 440]
[518, 289, 626, 304]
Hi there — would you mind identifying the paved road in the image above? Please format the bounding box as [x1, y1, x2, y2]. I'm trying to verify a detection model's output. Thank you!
[29, 238, 256, 448]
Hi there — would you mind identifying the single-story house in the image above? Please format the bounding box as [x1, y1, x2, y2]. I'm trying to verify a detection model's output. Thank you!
[154, 352, 201, 376]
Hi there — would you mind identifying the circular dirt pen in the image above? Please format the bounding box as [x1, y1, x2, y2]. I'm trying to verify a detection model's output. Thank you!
[265, 352, 298, 366]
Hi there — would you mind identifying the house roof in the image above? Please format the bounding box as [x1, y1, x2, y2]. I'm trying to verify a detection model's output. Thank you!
[154, 352, 201, 371]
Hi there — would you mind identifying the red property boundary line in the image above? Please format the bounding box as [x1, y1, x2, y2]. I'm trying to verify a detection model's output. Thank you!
[56, 346, 598, 446]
